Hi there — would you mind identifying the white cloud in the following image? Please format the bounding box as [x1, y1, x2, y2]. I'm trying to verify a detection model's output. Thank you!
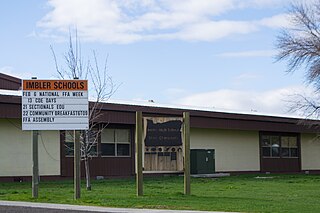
[0, 66, 13, 73]
[259, 13, 292, 29]
[37, 0, 295, 43]
[176, 20, 257, 42]
[174, 86, 314, 116]
[0, 67, 33, 79]
[241, 0, 290, 8]
[216, 50, 277, 58]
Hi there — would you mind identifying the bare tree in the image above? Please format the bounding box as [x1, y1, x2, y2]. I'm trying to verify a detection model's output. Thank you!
[276, 1, 320, 119]
[52, 33, 115, 190]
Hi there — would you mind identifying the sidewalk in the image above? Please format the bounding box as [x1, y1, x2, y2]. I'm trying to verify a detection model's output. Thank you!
[0, 200, 236, 213]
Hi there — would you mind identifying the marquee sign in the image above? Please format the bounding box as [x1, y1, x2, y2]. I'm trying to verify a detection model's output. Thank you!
[22, 79, 89, 130]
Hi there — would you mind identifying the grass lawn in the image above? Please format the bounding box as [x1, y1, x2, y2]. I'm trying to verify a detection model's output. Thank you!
[0, 174, 320, 212]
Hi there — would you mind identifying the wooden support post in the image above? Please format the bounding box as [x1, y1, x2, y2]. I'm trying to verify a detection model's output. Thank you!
[135, 111, 143, 196]
[183, 112, 191, 195]
[74, 130, 81, 199]
[32, 130, 39, 198]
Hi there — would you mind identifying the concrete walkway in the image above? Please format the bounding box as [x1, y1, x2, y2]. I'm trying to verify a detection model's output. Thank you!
[0, 200, 236, 213]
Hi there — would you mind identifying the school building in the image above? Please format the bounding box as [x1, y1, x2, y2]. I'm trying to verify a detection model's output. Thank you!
[1, 73, 320, 181]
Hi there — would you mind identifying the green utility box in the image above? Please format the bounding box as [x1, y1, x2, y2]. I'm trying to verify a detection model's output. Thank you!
[190, 149, 215, 174]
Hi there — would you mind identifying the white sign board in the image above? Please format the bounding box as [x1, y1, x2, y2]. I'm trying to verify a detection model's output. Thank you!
[22, 79, 89, 130]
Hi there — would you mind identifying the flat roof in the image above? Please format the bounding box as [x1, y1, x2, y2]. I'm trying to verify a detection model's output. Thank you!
[0, 89, 306, 120]
[0, 89, 319, 133]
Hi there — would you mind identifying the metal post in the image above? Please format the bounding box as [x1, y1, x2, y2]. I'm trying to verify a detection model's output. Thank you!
[32, 130, 39, 198]
[74, 130, 81, 199]
[135, 111, 143, 196]
[183, 112, 191, 195]
[31, 76, 39, 199]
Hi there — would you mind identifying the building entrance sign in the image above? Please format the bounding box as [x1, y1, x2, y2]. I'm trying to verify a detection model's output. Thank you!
[143, 117, 183, 172]
[135, 112, 190, 196]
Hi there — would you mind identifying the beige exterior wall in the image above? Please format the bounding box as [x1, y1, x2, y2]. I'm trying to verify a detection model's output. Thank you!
[0, 119, 60, 176]
[190, 128, 260, 172]
[301, 133, 320, 170]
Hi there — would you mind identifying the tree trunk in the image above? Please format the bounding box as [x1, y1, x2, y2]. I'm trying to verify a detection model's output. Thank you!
[84, 158, 91, 191]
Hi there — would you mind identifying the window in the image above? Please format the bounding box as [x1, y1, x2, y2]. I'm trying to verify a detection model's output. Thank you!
[101, 128, 130, 157]
[261, 135, 280, 157]
[64, 130, 98, 157]
[261, 133, 298, 158]
[281, 136, 298, 157]
[85, 129, 98, 157]
[64, 130, 75, 156]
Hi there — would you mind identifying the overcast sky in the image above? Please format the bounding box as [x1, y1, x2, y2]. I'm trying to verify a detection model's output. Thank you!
[0, 0, 315, 116]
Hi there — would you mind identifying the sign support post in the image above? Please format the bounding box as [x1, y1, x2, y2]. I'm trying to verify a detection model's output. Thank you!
[183, 112, 191, 195]
[135, 111, 143, 196]
[32, 130, 39, 198]
[74, 130, 81, 199]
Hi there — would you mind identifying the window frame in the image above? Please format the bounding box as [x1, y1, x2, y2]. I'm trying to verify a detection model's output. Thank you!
[280, 136, 298, 158]
[64, 130, 99, 158]
[64, 130, 75, 157]
[100, 128, 131, 157]
[260, 132, 299, 159]
[261, 135, 280, 158]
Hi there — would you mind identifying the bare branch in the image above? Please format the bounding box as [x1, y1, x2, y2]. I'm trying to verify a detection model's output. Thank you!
[51, 30, 116, 190]
[276, 1, 320, 90]
[50, 45, 65, 80]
